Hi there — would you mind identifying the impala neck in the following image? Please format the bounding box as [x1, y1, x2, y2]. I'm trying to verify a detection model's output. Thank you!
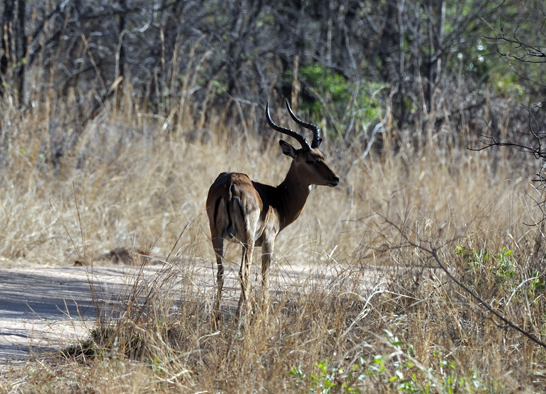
[277, 161, 312, 231]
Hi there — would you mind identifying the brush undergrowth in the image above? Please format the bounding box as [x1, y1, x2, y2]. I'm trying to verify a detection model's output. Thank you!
[0, 76, 545, 393]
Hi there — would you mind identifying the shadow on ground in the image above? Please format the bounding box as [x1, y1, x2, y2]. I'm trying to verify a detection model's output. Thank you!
[0, 265, 149, 362]
[0, 260, 379, 363]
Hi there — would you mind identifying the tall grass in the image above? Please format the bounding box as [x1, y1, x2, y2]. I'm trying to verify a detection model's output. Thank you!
[0, 77, 545, 392]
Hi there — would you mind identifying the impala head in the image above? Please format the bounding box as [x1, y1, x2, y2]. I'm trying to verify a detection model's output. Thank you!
[266, 101, 340, 187]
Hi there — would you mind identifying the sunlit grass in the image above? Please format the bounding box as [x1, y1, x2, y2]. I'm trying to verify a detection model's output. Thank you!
[0, 91, 545, 392]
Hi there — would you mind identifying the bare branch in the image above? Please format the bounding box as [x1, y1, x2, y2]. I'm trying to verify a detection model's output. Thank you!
[384, 217, 546, 350]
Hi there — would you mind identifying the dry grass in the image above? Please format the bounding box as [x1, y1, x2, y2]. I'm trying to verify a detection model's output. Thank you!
[0, 92, 545, 393]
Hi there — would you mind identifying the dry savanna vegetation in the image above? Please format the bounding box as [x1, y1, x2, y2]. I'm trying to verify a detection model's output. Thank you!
[0, 88, 544, 392]
[1, 1, 546, 393]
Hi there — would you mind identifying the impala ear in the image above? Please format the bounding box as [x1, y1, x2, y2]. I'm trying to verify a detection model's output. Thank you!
[279, 140, 297, 158]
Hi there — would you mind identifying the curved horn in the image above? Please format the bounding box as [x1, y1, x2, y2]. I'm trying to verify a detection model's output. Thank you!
[266, 102, 311, 151]
[285, 99, 322, 148]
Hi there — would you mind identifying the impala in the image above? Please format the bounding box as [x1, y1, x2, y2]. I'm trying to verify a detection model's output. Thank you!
[206, 100, 340, 322]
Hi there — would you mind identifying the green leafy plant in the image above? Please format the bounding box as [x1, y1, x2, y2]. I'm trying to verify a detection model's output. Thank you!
[298, 64, 352, 111]
[527, 269, 546, 296]
[456, 246, 517, 289]
[492, 247, 517, 286]
[289, 331, 487, 393]
[289, 358, 364, 393]
[284, 63, 387, 139]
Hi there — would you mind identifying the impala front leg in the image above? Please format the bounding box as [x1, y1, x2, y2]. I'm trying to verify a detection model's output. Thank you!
[212, 235, 225, 327]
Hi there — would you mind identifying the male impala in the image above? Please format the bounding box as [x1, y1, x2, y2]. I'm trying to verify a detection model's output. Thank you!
[206, 100, 339, 322]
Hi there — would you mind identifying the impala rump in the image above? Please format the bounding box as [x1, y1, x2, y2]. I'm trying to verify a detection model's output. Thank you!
[207, 172, 263, 243]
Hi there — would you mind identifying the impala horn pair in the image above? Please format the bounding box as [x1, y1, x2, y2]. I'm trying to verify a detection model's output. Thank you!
[266, 100, 323, 151]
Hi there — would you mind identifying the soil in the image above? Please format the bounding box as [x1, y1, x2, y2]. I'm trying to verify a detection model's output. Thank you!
[0, 256, 372, 365]
[0, 262, 165, 363]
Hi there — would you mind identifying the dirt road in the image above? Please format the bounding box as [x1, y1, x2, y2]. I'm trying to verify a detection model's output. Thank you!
[0, 264, 160, 362]
[0, 258, 370, 364]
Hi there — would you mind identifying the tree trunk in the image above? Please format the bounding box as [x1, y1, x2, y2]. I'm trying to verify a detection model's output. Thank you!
[1, 0, 26, 105]
[15, 0, 26, 106]
[0, 0, 15, 98]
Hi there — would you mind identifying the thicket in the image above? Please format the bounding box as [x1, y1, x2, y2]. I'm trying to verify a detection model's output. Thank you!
[0, 1, 544, 159]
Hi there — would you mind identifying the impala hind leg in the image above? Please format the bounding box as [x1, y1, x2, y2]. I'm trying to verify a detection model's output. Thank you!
[212, 234, 225, 327]
[237, 237, 255, 322]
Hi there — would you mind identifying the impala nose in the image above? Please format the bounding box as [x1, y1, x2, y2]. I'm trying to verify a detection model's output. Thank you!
[329, 176, 340, 187]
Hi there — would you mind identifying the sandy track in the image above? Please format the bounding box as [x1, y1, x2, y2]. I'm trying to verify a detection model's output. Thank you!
[0, 265, 166, 362]
[0, 259, 373, 364]
[0, 261, 260, 362]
